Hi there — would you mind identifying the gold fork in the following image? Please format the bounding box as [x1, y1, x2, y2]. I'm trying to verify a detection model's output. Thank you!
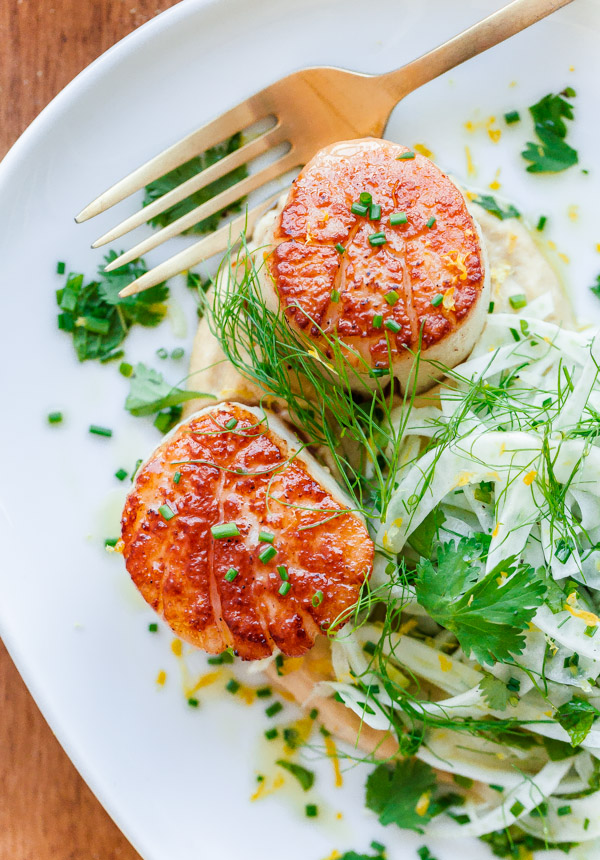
[76, 0, 573, 297]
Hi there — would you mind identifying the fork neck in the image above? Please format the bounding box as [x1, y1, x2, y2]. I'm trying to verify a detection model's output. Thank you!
[376, 0, 574, 103]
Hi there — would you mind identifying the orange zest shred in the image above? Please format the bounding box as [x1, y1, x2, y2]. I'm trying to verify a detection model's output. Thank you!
[324, 735, 343, 788]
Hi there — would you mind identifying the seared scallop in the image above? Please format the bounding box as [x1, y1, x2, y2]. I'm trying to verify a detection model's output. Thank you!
[256, 138, 489, 391]
[121, 403, 373, 660]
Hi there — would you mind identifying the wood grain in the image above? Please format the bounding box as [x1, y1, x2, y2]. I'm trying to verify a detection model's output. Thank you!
[0, 3, 180, 857]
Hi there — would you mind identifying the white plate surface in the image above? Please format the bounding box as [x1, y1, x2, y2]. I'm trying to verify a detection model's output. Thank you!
[1, 1, 600, 858]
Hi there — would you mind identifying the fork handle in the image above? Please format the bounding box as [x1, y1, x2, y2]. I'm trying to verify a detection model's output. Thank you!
[379, 0, 575, 99]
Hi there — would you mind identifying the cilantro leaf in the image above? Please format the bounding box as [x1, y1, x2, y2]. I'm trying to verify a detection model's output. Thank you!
[143, 133, 248, 234]
[521, 92, 578, 174]
[479, 675, 510, 711]
[125, 363, 214, 417]
[365, 759, 436, 834]
[472, 195, 520, 220]
[556, 696, 600, 747]
[56, 255, 168, 362]
[415, 538, 546, 665]
[275, 759, 314, 791]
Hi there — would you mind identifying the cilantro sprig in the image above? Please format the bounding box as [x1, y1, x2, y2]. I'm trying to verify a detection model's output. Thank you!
[472, 194, 520, 221]
[143, 133, 247, 234]
[124, 362, 213, 425]
[56, 252, 168, 362]
[365, 759, 437, 834]
[556, 696, 600, 747]
[521, 91, 578, 174]
[414, 538, 546, 665]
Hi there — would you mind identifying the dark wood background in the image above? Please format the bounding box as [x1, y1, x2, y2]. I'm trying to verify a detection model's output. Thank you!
[0, 4, 180, 857]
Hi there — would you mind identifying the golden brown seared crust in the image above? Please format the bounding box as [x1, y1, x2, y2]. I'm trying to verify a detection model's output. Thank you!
[267, 138, 486, 374]
[121, 403, 373, 660]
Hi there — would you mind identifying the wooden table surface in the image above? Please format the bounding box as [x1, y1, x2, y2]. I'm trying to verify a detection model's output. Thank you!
[0, 4, 180, 857]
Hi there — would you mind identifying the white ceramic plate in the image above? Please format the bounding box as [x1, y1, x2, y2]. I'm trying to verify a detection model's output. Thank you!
[2, 1, 600, 858]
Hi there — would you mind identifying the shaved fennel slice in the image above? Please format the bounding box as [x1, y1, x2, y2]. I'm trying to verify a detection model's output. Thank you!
[427, 758, 573, 838]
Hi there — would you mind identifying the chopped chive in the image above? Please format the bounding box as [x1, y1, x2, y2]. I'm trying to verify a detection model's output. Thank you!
[224, 568, 239, 582]
[536, 215, 547, 231]
[279, 581, 291, 596]
[115, 468, 128, 481]
[225, 417, 238, 430]
[158, 503, 175, 521]
[207, 650, 234, 665]
[397, 150, 415, 160]
[283, 727, 300, 749]
[131, 459, 143, 481]
[509, 327, 520, 342]
[264, 728, 278, 740]
[363, 640, 377, 656]
[430, 293, 444, 308]
[79, 316, 110, 334]
[335, 242, 345, 254]
[504, 110, 521, 124]
[211, 522, 240, 539]
[369, 204, 382, 220]
[372, 314, 383, 329]
[47, 411, 63, 424]
[305, 804, 318, 818]
[488, 301, 495, 313]
[585, 625, 598, 637]
[259, 530, 275, 544]
[170, 347, 185, 360]
[509, 294, 527, 309]
[156, 347, 168, 360]
[256, 686, 272, 698]
[56, 261, 66, 275]
[99, 349, 125, 365]
[187, 697, 199, 708]
[351, 201, 369, 217]
[173, 471, 181, 484]
[557, 805, 572, 816]
[542, 397, 553, 408]
[371, 842, 386, 854]
[148, 622, 158, 632]
[276, 760, 315, 791]
[368, 231, 387, 246]
[312, 590, 324, 607]
[489, 784, 505, 793]
[384, 290, 399, 306]
[510, 800, 525, 817]
[584, 818, 590, 831]
[507, 677, 521, 692]
[104, 537, 118, 548]
[426, 216, 436, 228]
[309, 708, 319, 720]
[277, 565, 289, 581]
[359, 191, 372, 205]
[369, 367, 390, 378]
[390, 211, 408, 225]
[384, 319, 401, 333]
[119, 361, 133, 378]
[331, 289, 340, 303]
[259, 545, 277, 564]
[226, 679, 240, 694]
[89, 424, 112, 437]
[453, 774, 474, 789]
[265, 701, 283, 718]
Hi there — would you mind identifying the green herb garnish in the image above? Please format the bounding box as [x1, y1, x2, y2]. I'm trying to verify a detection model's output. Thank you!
[124, 362, 212, 418]
[522, 91, 578, 173]
[275, 760, 314, 791]
[143, 133, 247, 234]
[472, 194, 520, 220]
[365, 759, 436, 833]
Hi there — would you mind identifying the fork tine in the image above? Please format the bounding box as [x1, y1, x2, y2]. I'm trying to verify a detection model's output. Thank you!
[118, 191, 284, 297]
[74, 101, 262, 223]
[104, 151, 298, 272]
[91, 125, 285, 248]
